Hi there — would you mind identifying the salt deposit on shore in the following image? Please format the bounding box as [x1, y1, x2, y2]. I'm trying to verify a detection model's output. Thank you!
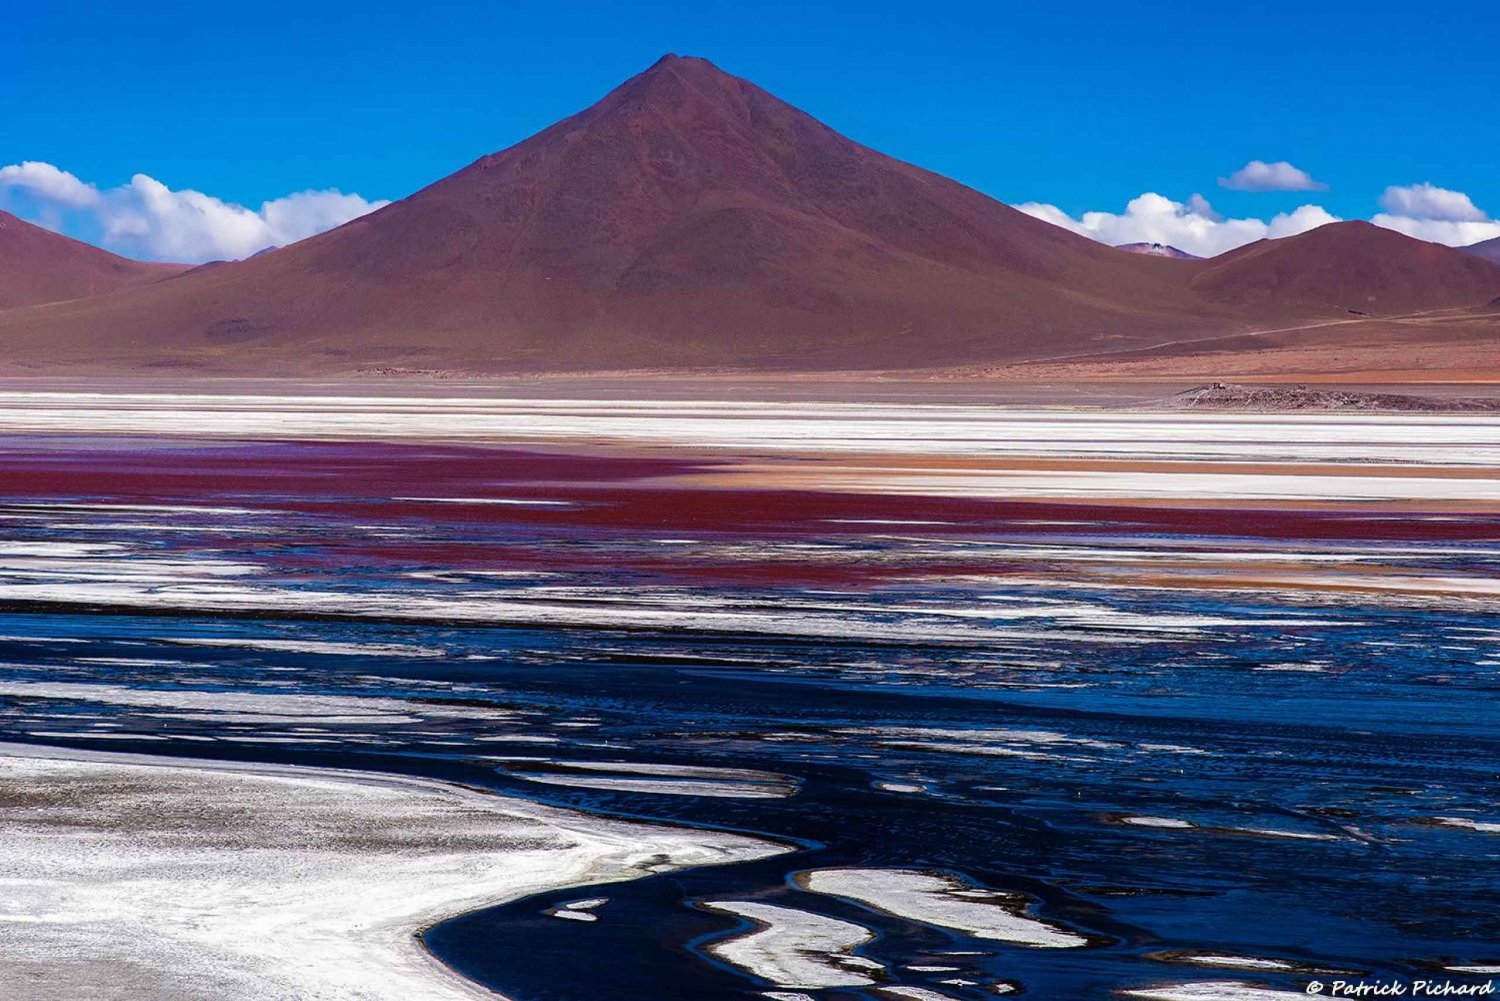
[800, 868, 1087, 948]
[1124, 983, 1306, 1000]
[0, 742, 783, 1001]
[700, 900, 882, 988]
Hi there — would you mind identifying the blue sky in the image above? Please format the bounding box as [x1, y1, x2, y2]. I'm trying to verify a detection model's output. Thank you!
[5, 0, 1498, 261]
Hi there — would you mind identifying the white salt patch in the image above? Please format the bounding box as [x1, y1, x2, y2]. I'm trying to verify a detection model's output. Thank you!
[555, 760, 790, 783]
[75, 657, 183, 667]
[512, 773, 793, 799]
[1125, 982, 1306, 1000]
[162, 637, 447, 658]
[1448, 965, 1500, 974]
[228, 736, 339, 745]
[702, 900, 880, 988]
[1122, 817, 1196, 830]
[547, 909, 596, 922]
[1174, 955, 1303, 971]
[877, 988, 960, 1000]
[476, 735, 561, 744]
[1435, 817, 1500, 833]
[1226, 827, 1338, 842]
[801, 868, 1085, 948]
[0, 681, 423, 725]
[0, 578, 1170, 647]
[561, 897, 607, 911]
[26, 731, 166, 741]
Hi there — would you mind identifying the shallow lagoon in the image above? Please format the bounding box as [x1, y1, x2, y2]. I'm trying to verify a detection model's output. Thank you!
[0, 403, 1497, 999]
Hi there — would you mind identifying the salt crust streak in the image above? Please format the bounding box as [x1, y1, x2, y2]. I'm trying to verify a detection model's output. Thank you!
[801, 868, 1087, 948]
[701, 900, 880, 988]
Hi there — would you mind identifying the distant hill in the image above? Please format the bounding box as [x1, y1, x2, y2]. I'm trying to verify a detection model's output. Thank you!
[1190, 221, 1500, 317]
[1461, 235, 1500, 265]
[0, 210, 184, 309]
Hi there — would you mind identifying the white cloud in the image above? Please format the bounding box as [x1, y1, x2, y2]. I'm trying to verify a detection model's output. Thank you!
[1371, 183, 1500, 246]
[1372, 214, 1500, 247]
[0, 160, 388, 262]
[0, 161, 102, 208]
[1219, 160, 1327, 192]
[1018, 192, 1338, 258]
[261, 190, 387, 245]
[1185, 192, 1221, 221]
[1377, 182, 1485, 222]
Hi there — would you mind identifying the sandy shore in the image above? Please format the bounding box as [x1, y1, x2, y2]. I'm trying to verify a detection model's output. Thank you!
[0, 742, 784, 1001]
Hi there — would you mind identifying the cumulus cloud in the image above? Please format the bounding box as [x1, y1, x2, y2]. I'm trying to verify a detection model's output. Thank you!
[0, 160, 389, 262]
[1018, 192, 1338, 258]
[1219, 160, 1327, 192]
[1370, 183, 1500, 247]
[0, 161, 102, 208]
[1371, 215, 1500, 247]
[1376, 182, 1485, 222]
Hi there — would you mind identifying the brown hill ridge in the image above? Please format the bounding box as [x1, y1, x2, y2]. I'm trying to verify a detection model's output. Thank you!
[0, 55, 1497, 375]
[1191, 220, 1500, 317]
[0, 210, 184, 309]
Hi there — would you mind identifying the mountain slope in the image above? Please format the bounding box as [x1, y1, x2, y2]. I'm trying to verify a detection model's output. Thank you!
[1461, 235, 1500, 265]
[0, 56, 1224, 374]
[1191, 221, 1500, 316]
[0, 210, 184, 308]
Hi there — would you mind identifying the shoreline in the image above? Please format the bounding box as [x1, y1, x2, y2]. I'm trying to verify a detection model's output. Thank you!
[0, 374, 1498, 408]
[0, 741, 788, 1001]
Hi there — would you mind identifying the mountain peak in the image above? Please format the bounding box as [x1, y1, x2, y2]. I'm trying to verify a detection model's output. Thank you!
[644, 52, 721, 73]
[602, 52, 755, 117]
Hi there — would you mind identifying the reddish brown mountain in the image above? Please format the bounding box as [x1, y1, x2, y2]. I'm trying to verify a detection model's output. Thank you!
[1191, 221, 1500, 316]
[1462, 235, 1500, 265]
[0, 210, 183, 309]
[0, 56, 1232, 373]
[0, 57, 1496, 375]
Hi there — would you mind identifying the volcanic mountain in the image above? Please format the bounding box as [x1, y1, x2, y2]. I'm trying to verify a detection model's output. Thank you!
[0, 56, 1497, 375]
[1190, 221, 1500, 317]
[0, 210, 183, 309]
[1462, 235, 1500, 265]
[0, 55, 1237, 373]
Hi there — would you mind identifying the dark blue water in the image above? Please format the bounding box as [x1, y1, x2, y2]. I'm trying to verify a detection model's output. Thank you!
[2, 589, 1497, 999]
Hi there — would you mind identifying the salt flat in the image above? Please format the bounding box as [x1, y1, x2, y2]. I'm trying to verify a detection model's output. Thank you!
[0, 391, 1497, 505]
[0, 743, 782, 1001]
